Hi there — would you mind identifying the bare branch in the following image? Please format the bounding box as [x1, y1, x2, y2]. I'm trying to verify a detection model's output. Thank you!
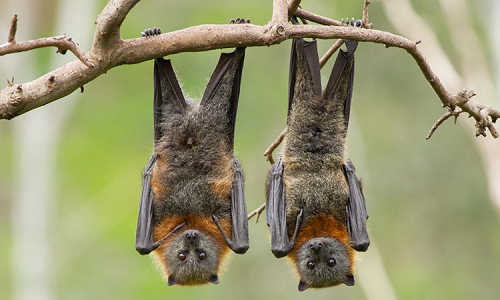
[319, 39, 344, 68]
[0, 0, 498, 138]
[247, 203, 266, 223]
[272, 0, 288, 24]
[294, 8, 343, 26]
[0, 34, 92, 67]
[287, 0, 302, 20]
[91, 0, 140, 53]
[8, 14, 17, 43]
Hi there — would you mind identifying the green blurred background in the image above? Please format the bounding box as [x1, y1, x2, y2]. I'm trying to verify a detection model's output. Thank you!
[1, 0, 499, 299]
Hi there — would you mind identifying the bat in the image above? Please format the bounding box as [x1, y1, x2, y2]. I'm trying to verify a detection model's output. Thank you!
[135, 40, 249, 286]
[265, 24, 369, 291]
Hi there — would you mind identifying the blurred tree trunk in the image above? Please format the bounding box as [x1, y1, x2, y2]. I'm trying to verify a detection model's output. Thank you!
[0, 0, 96, 299]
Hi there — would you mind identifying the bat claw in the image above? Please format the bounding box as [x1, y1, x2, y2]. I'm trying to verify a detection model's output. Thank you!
[229, 18, 250, 24]
[141, 27, 162, 37]
[341, 18, 363, 28]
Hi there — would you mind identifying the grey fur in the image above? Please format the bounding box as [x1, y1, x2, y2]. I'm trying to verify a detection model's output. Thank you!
[295, 237, 353, 289]
[164, 230, 221, 285]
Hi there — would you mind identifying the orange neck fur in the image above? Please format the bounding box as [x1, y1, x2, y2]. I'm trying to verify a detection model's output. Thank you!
[152, 214, 232, 276]
[288, 215, 355, 272]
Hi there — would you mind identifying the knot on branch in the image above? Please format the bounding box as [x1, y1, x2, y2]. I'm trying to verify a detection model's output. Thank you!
[449, 89, 476, 109]
[54, 34, 74, 55]
[475, 105, 499, 138]
[0, 84, 25, 119]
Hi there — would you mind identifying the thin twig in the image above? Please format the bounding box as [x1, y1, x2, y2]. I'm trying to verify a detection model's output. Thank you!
[319, 39, 344, 68]
[362, 0, 373, 29]
[264, 128, 288, 165]
[247, 202, 266, 223]
[426, 108, 462, 139]
[8, 14, 17, 43]
[294, 8, 343, 26]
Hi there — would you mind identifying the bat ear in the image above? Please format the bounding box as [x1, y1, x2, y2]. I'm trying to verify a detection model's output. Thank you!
[288, 38, 322, 118]
[153, 58, 187, 143]
[208, 274, 219, 284]
[200, 48, 245, 149]
[298, 279, 310, 292]
[343, 274, 356, 286]
[167, 274, 179, 286]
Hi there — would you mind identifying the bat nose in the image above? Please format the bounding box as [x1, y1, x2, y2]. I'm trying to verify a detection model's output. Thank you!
[185, 231, 198, 240]
[310, 241, 323, 252]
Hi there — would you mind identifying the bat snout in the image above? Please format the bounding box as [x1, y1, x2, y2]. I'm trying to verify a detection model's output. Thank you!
[309, 241, 324, 252]
[184, 230, 199, 240]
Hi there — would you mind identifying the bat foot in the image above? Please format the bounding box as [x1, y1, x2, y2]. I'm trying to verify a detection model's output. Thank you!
[141, 27, 162, 37]
[229, 18, 251, 24]
[341, 18, 363, 28]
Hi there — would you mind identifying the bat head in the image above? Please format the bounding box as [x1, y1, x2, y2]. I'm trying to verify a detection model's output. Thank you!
[295, 237, 355, 291]
[161, 229, 222, 286]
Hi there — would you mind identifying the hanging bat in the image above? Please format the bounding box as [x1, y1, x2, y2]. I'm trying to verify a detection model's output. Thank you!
[135, 29, 249, 286]
[266, 21, 369, 292]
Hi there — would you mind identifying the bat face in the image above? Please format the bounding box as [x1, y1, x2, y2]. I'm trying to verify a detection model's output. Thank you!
[159, 229, 222, 286]
[294, 237, 354, 291]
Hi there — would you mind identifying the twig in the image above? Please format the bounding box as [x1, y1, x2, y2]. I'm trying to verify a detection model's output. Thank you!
[426, 107, 463, 139]
[362, 0, 373, 29]
[264, 128, 288, 165]
[8, 14, 17, 43]
[247, 203, 266, 223]
[319, 39, 344, 68]
[294, 8, 343, 26]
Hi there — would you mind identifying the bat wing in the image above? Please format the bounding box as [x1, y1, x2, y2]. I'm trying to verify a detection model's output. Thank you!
[266, 157, 303, 258]
[153, 57, 187, 143]
[323, 40, 357, 133]
[135, 58, 187, 255]
[288, 38, 322, 118]
[200, 47, 245, 149]
[135, 154, 185, 254]
[342, 160, 370, 252]
[212, 160, 249, 254]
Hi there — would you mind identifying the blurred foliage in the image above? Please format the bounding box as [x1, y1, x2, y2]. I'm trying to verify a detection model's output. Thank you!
[1, 0, 500, 299]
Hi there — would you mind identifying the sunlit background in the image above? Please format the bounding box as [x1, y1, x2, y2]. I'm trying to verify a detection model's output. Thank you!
[1, 0, 499, 299]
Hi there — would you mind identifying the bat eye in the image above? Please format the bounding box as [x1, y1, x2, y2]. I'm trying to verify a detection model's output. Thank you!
[307, 261, 315, 269]
[198, 252, 206, 260]
[178, 253, 186, 261]
[327, 258, 336, 267]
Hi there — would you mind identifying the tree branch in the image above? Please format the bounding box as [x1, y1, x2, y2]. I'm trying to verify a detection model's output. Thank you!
[0, 14, 91, 67]
[319, 39, 344, 68]
[0, 0, 498, 138]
